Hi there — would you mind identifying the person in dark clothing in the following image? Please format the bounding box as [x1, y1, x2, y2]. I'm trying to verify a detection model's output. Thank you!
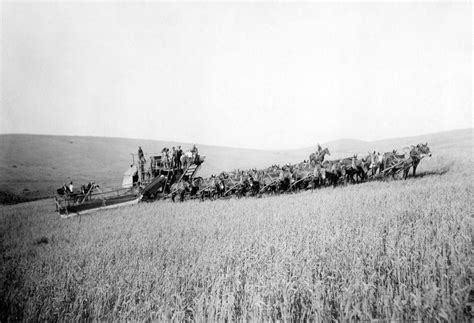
[191, 144, 200, 164]
[138, 146, 146, 179]
[172, 147, 178, 168]
[176, 145, 183, 169]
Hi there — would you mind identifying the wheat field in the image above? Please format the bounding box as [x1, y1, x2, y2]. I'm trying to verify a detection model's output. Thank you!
[1, 148, 473, 321]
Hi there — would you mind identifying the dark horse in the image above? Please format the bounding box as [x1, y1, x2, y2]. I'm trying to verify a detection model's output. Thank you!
[321, 161, 343, 187]
[290, 167, 312, 191]
[339, 155, 367, 183]
[189, 177, 202, 199]
[247, 174, 260, 196]
[214, 176, 226, 198]
[56, 185, 69, 196]
[321, 168, 341, 187]
[276, 167, 292, 192]
[402, 143, 432, 179]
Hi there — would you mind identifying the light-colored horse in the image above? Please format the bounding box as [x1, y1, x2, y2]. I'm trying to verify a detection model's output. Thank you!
[180, 151, 193, 169]
[367, 151, 383, 175]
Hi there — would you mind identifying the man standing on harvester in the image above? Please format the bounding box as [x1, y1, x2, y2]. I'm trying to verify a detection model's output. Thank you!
[138, 146, 146, 182]
[176, 146, 183, 170]
[191, 144, 200, 164]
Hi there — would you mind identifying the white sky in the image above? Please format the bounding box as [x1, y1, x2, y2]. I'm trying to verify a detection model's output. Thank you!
[1, 1, 472, 150]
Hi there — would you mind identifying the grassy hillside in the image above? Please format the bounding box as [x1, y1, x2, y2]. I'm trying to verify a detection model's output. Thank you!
[0, 128, 471, 200]
[285, 128, 473, 159]
[0, 134, 472, 321]
[0, 135, 297, 200]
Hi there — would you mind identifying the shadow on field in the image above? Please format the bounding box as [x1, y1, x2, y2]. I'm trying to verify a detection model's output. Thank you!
[369, 165, 450, 183]
[414, 166, 450, 178]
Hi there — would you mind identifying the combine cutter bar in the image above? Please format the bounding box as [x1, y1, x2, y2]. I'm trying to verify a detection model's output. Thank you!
[60, 195, 141, 219]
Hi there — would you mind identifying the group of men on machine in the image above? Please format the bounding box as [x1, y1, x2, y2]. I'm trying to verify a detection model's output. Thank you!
[58, 181, 96, 196]
[138, 144, 199, 170]
[58, 144, 202, 197]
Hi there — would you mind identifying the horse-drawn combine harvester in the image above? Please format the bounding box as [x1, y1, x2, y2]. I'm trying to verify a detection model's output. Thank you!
[55, 151, 205, 218]
[55, 143, 431, 218]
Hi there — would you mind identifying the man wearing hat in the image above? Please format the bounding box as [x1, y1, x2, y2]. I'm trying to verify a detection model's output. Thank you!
[171, 147, 177, 168]
[176, 145, 183, 169]
[191, 144, 199, 164]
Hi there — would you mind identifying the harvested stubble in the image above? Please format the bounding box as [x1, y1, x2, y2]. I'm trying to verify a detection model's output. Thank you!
[0, 153, 472, 321]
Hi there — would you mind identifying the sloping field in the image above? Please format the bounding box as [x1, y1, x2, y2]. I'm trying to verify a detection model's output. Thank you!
[0, 128, 471, 200]
[0, 133, 472, 320]
[0, 134, 304, 199]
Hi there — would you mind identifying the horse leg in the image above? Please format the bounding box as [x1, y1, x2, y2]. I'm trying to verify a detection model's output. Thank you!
[412, 161, 419, 177]
[391, 167, 396, 180]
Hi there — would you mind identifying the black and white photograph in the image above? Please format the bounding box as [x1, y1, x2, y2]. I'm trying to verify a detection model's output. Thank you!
[0, 0, 472, 321]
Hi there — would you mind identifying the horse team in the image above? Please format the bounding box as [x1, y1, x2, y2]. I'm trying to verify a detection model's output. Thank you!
[169, 143, 432, 202]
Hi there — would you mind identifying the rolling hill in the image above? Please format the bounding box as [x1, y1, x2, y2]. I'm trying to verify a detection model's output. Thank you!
[1, 128, 472, 321]
[0, 128, 471, 201]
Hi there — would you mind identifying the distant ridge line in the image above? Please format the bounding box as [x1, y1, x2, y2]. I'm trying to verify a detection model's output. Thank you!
[0, 127, 471, 152]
